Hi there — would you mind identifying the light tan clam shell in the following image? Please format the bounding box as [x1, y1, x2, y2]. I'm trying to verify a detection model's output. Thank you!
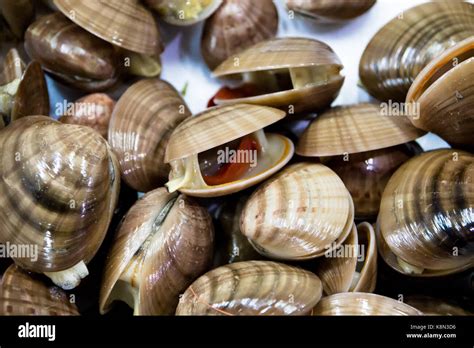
[406, 37, 474, 150]
[176, 261, 322, 315]
[240, 163, 354, 260]
[311, 292, 423, 315]
[100, 188, 213, 315]
[359, 1, 474, 102]
[314, 222, 377, 295]
[165, 104, 294, 198]
[54, 0, 163, 55]
[212, 38, 344, 114]
[286, 0, 375, 21]
[297, 103, 425, 157]
[0, 265, 79, 316]
[109, 79, 191, 193]
[0, 116, 120, 289]
[145, 0, 223, 26]
[0, 49, 25, 85]
[377, 149, 474, 277]
[201, 0, 278, 70]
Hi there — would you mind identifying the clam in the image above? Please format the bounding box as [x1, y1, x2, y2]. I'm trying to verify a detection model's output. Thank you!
[377, 149, 474, 277]
[311, 292, 423, 315]
[164, 104, 294, 198]
[176, 261, 322, 315]
[0, 116, 120, 289]
[0, 0, 35, 38]
[314, 222, 377, 295]
[359, 1, 474, 102]
[0, 48, 25, 85]
[201, 0, 278, 70]
[0, 61, 50, 126]
[145, 0, 223, 26]
[405, 296, 473, 316]
[54, 0, 162, 55]
[25, 12, 121, 91]
[59, 93, 115, 139]
[286, 0, 375, 22]
[214, 196, 263, 266]
[406, 37, 474, 150]
[296, 104, 424, 219]
[211, 38, 344, 115]
[0, 265, 79, 316]
[109, 79, 191, 193]
[100, 188, 214, 315]
[240, 163, 354, 260]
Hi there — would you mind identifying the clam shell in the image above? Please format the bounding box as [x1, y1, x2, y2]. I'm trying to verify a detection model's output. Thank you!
[0, 116, 120, 275]
[311, 292, 423, 315]
[25, 12, 120, 92]
[359, 1, 474, 101]
[405, 296, 473, 316]
[54, 0, 162, 55]
[0, 0, 34, 38]
[377, 149, 474, 276]
[314, 222, 377, 295]
[297, 103, 425, 157]
[406, 37, 474, 150]
[145, 0, 223, 26]
[286, 0, 375, 21]
[176, 261, 322, 315]
[59, 93, 115, 139]
[240, 163, 354, 260]
[109, 79, 191, 192]
[213, 37, 344, 114]
[0, 48, 25, 85]
[325, 142, 422, 219]
[0, 265, 79, 316]
[100, 188, 214, 315]
[201, 0, 278, 70]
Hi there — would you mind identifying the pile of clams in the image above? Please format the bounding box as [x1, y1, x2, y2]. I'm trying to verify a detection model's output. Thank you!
[0, 0, 472, 319]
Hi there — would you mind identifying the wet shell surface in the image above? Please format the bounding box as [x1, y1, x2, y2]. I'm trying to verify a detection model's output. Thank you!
[100, 188, 214, 315]
[213, 37, 344, 114]
[0, 265, 79, 316]
[109, 79, 191, 192]
[359, 1, 474, 101]
[201, 0, 278, 70]
[240, 163, 354, 260]
[176, 261, 322, 315]
[377, 149, 474, 277]
[286, 0, 376, 21]
[297, 103, 424, 157]
[145, 0, 223, 26]
[311, 292, 423, 315]
[406, 37, 474, 150]
[54, 0, 162, 55]
[314, 222, 377, 295]
[0, 116, 120, 289]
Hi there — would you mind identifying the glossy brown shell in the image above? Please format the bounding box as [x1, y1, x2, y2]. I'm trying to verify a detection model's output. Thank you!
[286, 0, 375, 21]
[0, 116, 120, 273]
[109, 79, 191, 192]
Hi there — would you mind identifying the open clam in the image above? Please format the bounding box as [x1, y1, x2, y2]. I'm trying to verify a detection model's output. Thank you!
[145, 0, 222, 26]
[377, 149, 474, 277]
[25, 12, 121, 91]
[240, 163, 354, 260]
[176, 261, 322, 315]
[406, 37, 474, 151]
[359, 1, 474, 102]
[54, 0, 162, 55]
[211, 38, 344, 115]
[314, 222, 377, 295]
[0, 265, 79, 316]
[0, 60, 50, 126]
[311, 292, 423, 315]
[100, 188, 214, 315]
[109, 79, 191, 193]
[286, 0, 375, 22]
[201, 0, 278, 70]
[297, 104, 424, 219]
[165, 104, 294, 198]
[0, 116, 120, 290]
